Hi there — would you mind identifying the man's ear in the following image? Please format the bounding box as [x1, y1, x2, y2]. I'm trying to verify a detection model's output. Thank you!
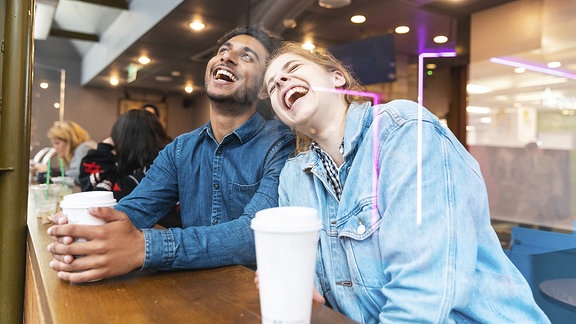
[332, 70, 346, 88]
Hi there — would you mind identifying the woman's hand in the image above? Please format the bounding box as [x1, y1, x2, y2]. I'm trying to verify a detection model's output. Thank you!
[32, 163, 48, 174]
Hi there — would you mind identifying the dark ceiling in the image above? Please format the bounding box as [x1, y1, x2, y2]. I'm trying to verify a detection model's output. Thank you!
[35, 0, 515, 96]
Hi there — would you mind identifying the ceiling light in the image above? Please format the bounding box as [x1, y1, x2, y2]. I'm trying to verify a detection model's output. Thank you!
[109, 77, 119, 86]
[283, 19, 297, 29]
[547, 61, 561, 68]
[318, 0, 351, 9]
[433, 35, 448, 44]
[185, 85, 194, 94]
[480, 117, 492, 124]
[189, 21, 205, 31]
[425, 63, 436, 69]
[350, 15, 366, 24]
[466, 84, 493, 94]
[466, 106, 492, 114]
[53, 102, 60, 109]
[514, 67, 526, 73]
[138, 56, 151, 65]
[394, 26, 410, 34]
[171, 71, 181, 77]
[40, 82, 49, 89]
[490, 57, 576, 80]
[302, 41, 315, 51]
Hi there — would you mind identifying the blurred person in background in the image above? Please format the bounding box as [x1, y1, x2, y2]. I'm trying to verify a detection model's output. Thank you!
[78, 109, 180, 228]
[33, 120, 96, 186]
[142, 103, 161, 119]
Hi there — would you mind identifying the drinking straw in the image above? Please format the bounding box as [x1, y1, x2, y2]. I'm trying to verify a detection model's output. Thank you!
[46, 158, 51, 185]
[59, 158, 65, 181]
[45, 158, 51, 198]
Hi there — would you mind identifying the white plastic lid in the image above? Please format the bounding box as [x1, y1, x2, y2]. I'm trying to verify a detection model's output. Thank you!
[60, 191, 117, 209]
[251, 206, 322, 233]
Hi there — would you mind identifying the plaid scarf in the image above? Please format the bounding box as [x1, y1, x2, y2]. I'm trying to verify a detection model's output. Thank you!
[310, 141, 344, 201]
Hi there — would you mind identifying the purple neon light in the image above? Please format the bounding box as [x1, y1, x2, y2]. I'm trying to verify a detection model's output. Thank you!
[417, 51, 456, 225]
[490, 57, 576, 80]
[311, 50, 458, 228]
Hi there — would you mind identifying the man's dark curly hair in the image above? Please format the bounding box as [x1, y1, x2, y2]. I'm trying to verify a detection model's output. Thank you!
[215, 25, 283, 55]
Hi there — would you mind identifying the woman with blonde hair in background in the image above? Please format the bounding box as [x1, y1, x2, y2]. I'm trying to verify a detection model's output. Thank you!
[34, 120, 96, 185]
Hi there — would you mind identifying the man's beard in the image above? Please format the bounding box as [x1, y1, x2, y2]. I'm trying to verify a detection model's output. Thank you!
[207, 85, 260, 108]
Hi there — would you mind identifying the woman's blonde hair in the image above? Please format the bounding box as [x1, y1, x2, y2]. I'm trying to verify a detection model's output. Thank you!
[267, 42, 367, 153]
[47, 121, 90, 165]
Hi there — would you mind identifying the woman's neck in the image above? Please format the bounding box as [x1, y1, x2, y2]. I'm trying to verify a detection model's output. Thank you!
[311, 106, 347, 167]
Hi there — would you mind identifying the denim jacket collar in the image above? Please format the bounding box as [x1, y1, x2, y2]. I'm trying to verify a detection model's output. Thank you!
[201, 112, 266, 144]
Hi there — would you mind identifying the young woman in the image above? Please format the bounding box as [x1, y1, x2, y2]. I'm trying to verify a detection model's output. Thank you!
[35, 120, 97, 185]
[78, 109, 179, 227]
[263, 42, 549, 323]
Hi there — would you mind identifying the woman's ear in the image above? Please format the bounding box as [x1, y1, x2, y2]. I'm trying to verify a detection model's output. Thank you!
[331, 70, 346, 88]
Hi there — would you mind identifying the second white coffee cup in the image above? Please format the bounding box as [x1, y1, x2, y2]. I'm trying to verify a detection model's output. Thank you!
[60, 191, 117, 226]
[251, 206, 322, 324]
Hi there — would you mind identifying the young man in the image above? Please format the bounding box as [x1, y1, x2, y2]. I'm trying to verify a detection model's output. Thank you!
[47, 26, 295, 283]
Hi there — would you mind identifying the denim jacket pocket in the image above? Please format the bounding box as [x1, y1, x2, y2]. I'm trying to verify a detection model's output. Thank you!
[227, 181, 260, 218]
[339, 197, 381, 240]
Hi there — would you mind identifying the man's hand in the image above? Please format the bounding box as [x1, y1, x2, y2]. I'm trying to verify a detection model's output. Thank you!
[47, 207, 145, 283]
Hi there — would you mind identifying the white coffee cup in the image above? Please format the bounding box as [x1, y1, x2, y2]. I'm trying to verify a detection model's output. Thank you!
[60, 191, 117, 226]
[251, 206, 322, 324]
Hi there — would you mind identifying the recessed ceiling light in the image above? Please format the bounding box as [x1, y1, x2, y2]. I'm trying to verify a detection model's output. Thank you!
[53, 102, 60, 109]
[302, 41, 315, 51]
[350, 15, 366, 24]
[185, 85, 194, 94]
[433, 35, 448, 44]
[547, 61, 561, 68]
[171, 71, 181, 77]
[110, 77, 119, 86]
[40, 82, 49, 89]
[189, 21, 205, 31]
[425, 63, 437, 69]
[138, 56, 151, 65]
[395, 26, 410, 34]
[514, 67, 526, 73]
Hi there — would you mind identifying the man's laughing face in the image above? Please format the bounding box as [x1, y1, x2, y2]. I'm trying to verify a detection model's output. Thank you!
[205, 34, 269, 107]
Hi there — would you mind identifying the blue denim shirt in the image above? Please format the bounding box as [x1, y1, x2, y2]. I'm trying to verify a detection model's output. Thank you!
[278, 100, 549, 323]
[116, 112, 295, 270]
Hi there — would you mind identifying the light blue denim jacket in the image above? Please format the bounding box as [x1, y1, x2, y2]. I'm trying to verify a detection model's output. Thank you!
[278, 100, 549, 323]
[116, 112, 295, 270]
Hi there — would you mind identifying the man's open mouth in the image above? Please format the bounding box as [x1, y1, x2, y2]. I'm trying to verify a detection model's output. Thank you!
[284, 86, 309, 109]
[214, 69, 238, 82]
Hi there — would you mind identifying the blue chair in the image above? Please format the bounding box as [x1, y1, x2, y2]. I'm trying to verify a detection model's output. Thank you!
[505, 227, 576, 323]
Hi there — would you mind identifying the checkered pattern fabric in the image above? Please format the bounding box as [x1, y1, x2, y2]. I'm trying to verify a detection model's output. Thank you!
[310, 141, 344, 201]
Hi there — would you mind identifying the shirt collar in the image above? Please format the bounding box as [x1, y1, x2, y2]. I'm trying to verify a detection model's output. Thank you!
[201, 112, 266, 144]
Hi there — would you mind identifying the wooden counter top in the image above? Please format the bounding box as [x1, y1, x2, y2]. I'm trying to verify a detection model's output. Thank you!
[25, 213, 355, 323]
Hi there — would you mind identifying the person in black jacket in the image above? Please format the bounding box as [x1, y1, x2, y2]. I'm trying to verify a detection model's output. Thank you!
[79, 109, 180, 227]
